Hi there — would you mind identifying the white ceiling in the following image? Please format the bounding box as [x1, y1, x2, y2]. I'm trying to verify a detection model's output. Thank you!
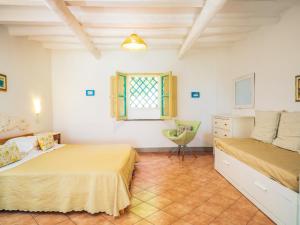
[0, 0, 297, 54]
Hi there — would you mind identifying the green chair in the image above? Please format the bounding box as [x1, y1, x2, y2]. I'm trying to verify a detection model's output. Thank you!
[162, 120, 201, 160]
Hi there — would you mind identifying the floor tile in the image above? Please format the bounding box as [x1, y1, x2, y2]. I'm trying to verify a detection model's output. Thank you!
[129, 203, 159, 218]
[134, 219, 153, 225]
[248, 211, 275, 225]
[130, 197, 143, 208]
[163, 202, 193, 218]
[110, 212, 141, 225]
[57, 220, 76, 225]
[134, 190, 157, 202]
[193, 201, 225, 217]
[0, 212, 36, 225]
[180, 195, 204, 209]
[146, 196, 173, 209]
[34, 213, 69, 225]
[181, 212, 214, 225]
[219, 186, 242, 200]
[171, 219, 192, 225]
[162, 190, 186, 202]
[146, 211, 176, 225]
[69, 212, 107, 225]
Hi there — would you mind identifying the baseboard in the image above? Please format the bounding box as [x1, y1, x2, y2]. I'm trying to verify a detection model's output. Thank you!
[135, 147, 213, 152]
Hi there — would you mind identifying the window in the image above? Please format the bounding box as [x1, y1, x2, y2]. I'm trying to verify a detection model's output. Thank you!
[129, 76, 159, 109]
[110, 72, 177, 120]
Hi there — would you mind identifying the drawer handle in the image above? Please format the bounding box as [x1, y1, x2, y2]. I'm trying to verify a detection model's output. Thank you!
[254, 181, 268, 192]
[222, 160, 230, 166]
[224, 123, 227, 126]
[224, 134, 227, 137]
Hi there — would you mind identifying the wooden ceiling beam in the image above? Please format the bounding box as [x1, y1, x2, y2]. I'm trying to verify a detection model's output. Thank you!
[43, 0, 100, 58]
[178, 0, 228, 58]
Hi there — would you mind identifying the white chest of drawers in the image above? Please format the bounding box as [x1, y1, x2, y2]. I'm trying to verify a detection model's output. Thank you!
[213, 115, 254, 138]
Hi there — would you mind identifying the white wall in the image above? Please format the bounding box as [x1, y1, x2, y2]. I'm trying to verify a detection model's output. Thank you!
[52, 4, 300, 148]
[0, 26, 52, 137]
[51, 49, 227, 147]
[217, 4, 300, 115]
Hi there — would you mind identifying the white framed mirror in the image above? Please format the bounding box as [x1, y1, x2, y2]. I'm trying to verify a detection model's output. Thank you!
[234, 73, 255, 109]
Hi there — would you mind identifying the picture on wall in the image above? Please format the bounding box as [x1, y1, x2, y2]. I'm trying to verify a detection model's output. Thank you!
[296, 75, 300, 102]
[0, 74, 7, 92]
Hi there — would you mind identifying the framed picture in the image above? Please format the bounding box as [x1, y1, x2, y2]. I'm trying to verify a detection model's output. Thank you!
[0, 74, 7, 92]
[296, 75, 300, 102]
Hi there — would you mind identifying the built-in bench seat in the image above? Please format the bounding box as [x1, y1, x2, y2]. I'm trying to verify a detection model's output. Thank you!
[214, 138, 300, 225]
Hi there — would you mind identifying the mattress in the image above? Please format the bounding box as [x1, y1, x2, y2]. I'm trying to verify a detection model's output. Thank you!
[215, 138, 300, 192]
[0, 144, 137, 216]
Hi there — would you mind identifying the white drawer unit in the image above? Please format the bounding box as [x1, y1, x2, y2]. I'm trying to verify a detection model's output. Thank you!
[215, 148, 300, 225]
[213, 128, 232, 138]
[213, 115, 254, 138]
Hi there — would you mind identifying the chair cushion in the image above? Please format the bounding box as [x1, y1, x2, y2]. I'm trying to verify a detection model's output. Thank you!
[273, 112, 300, 153]
[251, 111, 281, 143]
[177, 125, 193, 136]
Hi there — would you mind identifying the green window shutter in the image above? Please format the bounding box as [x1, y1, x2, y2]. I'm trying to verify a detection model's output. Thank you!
[160, 72, 177, 119]
[116, 73, 127, 120]
[160, 72, 171, 119]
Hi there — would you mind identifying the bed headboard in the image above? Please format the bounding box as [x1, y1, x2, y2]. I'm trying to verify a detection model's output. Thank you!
[0, 114, 29, 133]
[0, 133, 34, 145]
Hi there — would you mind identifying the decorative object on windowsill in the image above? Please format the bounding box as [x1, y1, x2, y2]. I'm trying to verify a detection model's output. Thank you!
[295, 75, 300, 102]
[86, 90, 95, 96]
[234, 73, 255, 109]
[0, 74, 7, 92]
[121, 34, 147, 50]
[191, 91, 200, 98]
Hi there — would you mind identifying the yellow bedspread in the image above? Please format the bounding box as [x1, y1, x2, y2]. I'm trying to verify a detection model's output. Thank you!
[0, 144, 137, 216]
[215, 138, 300, 192]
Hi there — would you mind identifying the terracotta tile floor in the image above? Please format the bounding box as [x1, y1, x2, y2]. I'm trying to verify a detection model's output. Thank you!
[0, 152, 275, 225]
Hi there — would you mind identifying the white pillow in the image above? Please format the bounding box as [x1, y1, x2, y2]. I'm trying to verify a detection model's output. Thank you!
[251, 111, 281, 143]
[5, 136, 38, 153]
[273, 112, 300, 153]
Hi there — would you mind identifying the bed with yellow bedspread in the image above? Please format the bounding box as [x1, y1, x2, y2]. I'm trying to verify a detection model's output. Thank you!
[0, 144, 137, 216]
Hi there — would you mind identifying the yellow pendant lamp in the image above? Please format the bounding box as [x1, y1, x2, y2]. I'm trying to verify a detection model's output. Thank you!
[121, 33, 147, 50]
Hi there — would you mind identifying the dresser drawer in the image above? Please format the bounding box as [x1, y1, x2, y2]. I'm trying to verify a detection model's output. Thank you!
[213, 128, 232, 138]
[214, 118, 232, 130]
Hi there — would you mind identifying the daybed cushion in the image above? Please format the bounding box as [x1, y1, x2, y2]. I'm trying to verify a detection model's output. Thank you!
[215, 138, 300, 192]
[251, 111, 281, 143]
[273, 112, 300, 153]
[0, 144, 137, 216]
